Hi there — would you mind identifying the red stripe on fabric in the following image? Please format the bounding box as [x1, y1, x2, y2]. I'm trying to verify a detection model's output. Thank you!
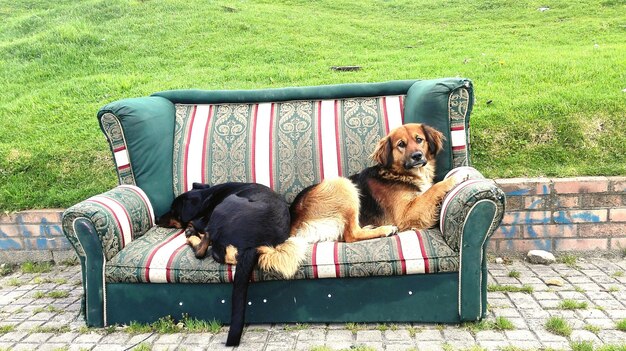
[144, 230, 184, 282]
[382, 96, 390, 135]
[113, 146, 126, 152]
[450, 126, 465, 131]
[200, 105, 213, 184]
[166, 243, 187, 283]
[118, 164, 130, 170]
[269, 103, 275, 190]
[227, 263, 233, 283]
[316, 101, 325, 179]
[312, 243, 319, 279]
[400, 96, 405, 124]
[334, 100, 342, 177]
[452, 145, 466, 151]
[251, 104, 259, 183]
[415, 230, 430, 273]
[333, 242, 340, 277]
[183, 105, 198, 192]
[394, 235, 407, 275]
[89, 199, 126, 247]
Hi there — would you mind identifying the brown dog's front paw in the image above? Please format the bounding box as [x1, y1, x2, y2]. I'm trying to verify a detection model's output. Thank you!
[382, 225, 398, 237]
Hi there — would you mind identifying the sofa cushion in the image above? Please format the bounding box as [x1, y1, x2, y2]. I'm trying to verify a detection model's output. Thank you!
[172, 96, 406, 202]
[105, 228, 459, 284]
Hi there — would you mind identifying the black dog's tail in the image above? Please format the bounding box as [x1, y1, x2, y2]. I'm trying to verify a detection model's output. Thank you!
[225, 247, 258, 346]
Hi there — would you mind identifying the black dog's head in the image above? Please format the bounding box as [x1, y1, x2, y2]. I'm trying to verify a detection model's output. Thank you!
[157, 183, 213, 228]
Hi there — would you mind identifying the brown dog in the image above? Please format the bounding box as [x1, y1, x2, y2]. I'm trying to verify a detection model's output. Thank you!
[285, 123, 464, 245]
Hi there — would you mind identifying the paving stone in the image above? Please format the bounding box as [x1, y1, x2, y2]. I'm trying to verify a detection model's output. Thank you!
[21, 332, 53, 343]
[326, 330, 354, 342]
[384, 329, 412, 342]
[385, 343, 415, 351]
[356, 330, 382, 342]
[415, 341, 446, 351]
[414, 329, 443, 340]
[504, 329, 537, 341]
[442, 329, 474, 341]
[475, 330, 506, 341]
[73, 332, 104, 344]
[297, 329, 326, 341]
[478, 340, 512, 351]
[570, 329, 602, 343]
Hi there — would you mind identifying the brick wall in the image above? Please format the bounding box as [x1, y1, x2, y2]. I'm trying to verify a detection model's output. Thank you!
[0, 209, 72, 263]
[493, 176, 626, 254]
[1, 176, 625, 263]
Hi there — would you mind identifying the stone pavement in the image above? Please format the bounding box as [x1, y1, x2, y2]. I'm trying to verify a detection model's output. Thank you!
[0, 256, 625, 351]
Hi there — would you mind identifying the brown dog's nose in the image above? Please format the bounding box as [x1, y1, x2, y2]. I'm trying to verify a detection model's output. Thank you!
[410, 152, 423, 161]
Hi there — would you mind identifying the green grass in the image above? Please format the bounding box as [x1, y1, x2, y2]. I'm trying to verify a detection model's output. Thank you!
[0, 325, 15, 334]
[487, 284, 534, 293]
[558, 299, 588, 310]
[508, 270, 521, 278]
[0, 0, 625, 211]
[584, 324, 601, 334]
[126, 315, 222, 334]
[33, 290, 70, 299]
[0, 264, 16, 277]
[545, 316, 572, 337]
[464, 316, 515, 332]
[617, 319, 626, 332]
[558, 254, 580, 268]
[20, 262, 53, 274]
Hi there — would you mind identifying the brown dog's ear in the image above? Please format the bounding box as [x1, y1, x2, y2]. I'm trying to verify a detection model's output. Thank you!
[371, 136, 393, 168]
[422, 125, 445, 157]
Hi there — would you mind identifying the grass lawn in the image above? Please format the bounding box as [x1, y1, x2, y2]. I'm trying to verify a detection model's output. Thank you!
[0, 0, 624, 211]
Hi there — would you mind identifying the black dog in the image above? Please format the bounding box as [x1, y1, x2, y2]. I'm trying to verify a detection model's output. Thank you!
[157, 182, 293, 346]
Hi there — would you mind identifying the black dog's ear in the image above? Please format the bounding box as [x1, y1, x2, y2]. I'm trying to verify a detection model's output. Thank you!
[192, 183, 211, 190]
[422, 125, 445, 157]
[371, 136, 393, 168]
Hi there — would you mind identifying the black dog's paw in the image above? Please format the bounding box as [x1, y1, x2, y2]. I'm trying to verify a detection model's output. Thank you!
[185, 226, 199, 238]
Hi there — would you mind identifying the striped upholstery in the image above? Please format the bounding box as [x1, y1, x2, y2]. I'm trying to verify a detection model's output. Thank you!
[106, 228, 459, 283]
[62, 185, 155, 261]
[100, 113, 135, 185]
[172, 96, 406, 201]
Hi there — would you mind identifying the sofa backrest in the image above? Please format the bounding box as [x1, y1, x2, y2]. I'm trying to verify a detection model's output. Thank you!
[98, 78, 473, 216]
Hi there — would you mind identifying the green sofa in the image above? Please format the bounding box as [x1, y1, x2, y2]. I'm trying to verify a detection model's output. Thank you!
[62, 78, 505, 330]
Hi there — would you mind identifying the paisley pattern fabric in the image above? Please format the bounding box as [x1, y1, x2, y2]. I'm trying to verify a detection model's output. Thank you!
[105, 228, 459, 284]
[171, 96, 406, 202]
[100, 113, 135, 185]
[62, 185, 155, 261]
[448, 87, 471, 168]
[439, 176, 506, 252]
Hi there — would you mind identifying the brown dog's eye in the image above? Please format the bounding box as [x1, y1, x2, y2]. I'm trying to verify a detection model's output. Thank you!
[416, 137, 424, 144]
[397, 140, 406, 148]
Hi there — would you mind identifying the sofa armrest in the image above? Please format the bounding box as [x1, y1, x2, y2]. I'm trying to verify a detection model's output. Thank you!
[62, 185, 155, 262]
[439, 167, 506, 321]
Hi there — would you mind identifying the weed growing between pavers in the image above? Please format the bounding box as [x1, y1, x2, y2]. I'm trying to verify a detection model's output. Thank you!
[487, 284, 534, 293]
[0, 264, 16, 276]
[557, 254, 580, 268]
[20, 261, 53, 274]
[584, 324, 601, 334]
[283, 323, 310, 331]
[463, 316, 515, 333]
[345, 322, 366, 335]
[617, 319, 626, 331]
[507, 270, 521, 278]
[0, 325, 15, 334]
[545, 316, 572, 337]
[558, 299, 588, 310]
[125, 315, 222, 334]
